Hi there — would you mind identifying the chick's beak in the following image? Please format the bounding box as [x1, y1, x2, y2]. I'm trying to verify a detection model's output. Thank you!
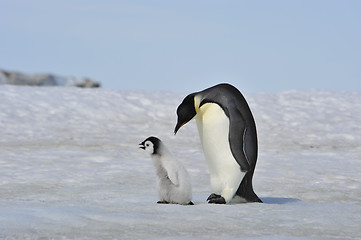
[139, 143, 145, 150]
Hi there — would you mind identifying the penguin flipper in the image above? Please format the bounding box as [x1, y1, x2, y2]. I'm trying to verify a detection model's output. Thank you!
[228, 113, 251, 171]
[167, 170, 179, 187]
[226, 98, 258, 172]
[163, 162, 179, 187]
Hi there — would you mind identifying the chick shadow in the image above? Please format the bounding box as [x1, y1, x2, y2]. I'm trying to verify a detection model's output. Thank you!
[260, 197, 301, 204]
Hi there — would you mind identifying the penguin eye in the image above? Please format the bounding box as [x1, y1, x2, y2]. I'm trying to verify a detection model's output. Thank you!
[146, 143, 150, 147]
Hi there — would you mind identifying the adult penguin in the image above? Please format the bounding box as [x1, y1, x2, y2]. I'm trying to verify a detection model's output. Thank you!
[174, 83, 262, 204]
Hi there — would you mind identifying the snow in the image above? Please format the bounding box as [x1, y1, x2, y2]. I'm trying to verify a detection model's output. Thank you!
[0, 85, 360, 239]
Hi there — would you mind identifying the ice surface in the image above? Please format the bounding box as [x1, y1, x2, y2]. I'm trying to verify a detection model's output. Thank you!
[0, 86, 360, 239]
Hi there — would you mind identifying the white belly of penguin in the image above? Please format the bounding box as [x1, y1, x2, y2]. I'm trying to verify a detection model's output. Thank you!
[195, 103, 245, 202]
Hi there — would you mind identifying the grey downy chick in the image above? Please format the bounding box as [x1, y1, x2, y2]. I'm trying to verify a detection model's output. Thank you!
[139, 136, 193, 205]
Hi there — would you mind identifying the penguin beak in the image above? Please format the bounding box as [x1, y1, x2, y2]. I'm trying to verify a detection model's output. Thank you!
[174, 112, 196, 134]
[174, 123, 181, 135]
[139, 143, 145, 150]
[174, 121, 186, 135]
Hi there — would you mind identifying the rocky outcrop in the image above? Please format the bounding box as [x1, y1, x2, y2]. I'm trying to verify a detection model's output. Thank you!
[0, 69, 101, 88]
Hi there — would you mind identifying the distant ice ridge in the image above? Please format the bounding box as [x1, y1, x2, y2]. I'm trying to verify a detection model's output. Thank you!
[0, 86, 360, 239]
[0, 69, 100, 88]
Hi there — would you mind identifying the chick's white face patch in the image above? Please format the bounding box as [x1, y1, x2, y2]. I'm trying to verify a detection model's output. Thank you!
[143, 140, 155, 154]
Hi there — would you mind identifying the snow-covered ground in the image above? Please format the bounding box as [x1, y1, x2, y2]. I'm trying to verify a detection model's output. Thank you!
[0, 86, 360, 240]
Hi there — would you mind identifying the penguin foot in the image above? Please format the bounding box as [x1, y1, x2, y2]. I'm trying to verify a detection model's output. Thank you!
[157, 200, 169, 204]
[187, 201, 194, 205]
[208, 197, 226, 204]
[207, 193, 221, 201]
[207, 193, 226, 204]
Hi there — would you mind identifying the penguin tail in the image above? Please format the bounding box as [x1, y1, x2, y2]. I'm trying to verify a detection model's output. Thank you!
[236, 170, 262, 203]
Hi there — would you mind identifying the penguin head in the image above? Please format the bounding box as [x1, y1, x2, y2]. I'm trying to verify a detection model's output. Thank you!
[174, 93, 197, 134]
[139, 136, 161, 155]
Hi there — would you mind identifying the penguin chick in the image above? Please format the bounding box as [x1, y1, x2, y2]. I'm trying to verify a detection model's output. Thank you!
[139, 136, 193, 205]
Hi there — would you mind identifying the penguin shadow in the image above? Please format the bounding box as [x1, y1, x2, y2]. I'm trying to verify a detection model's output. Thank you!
[260, 197, 301, 205]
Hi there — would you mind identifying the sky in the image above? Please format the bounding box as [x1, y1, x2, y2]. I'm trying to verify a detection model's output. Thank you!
[0, 0, 360, 93]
